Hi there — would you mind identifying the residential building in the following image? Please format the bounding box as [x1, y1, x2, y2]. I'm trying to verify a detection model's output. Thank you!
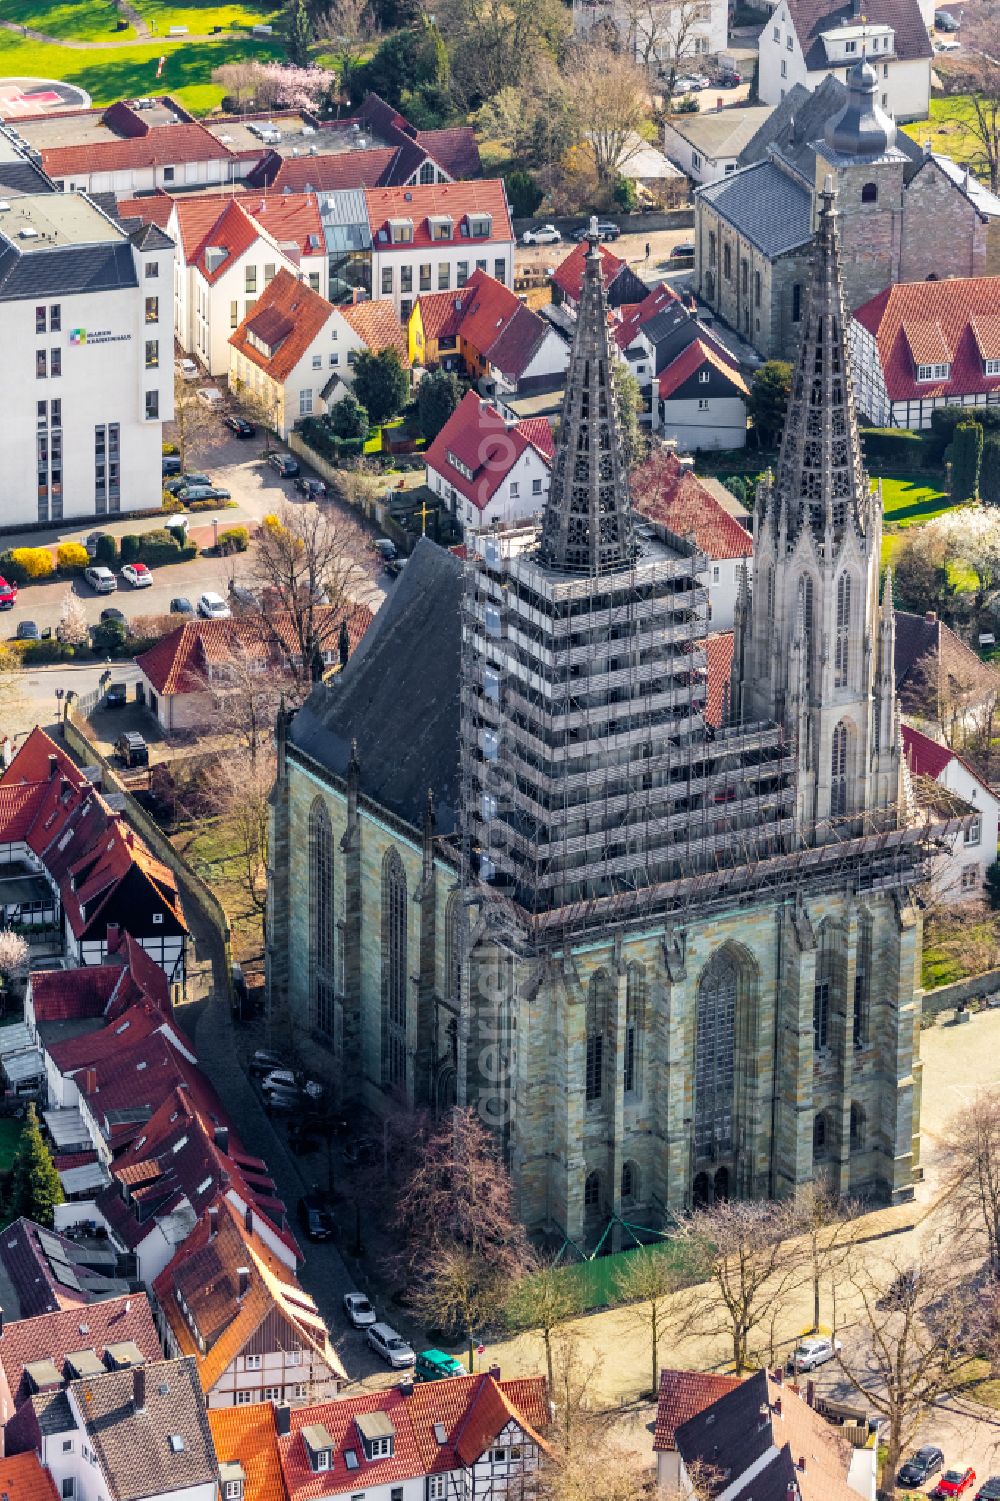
[366, 181, 515, 322]
[653, 1369, 741, 1493]
[757, 0, 932, 121]
[26, 929, 170, 1039]
[0, 1451, 60, 1501]
[269, 206, 939, 1242]
[0, 1218, 135, 1319]
[0, 729, 188, 985]
[207, 1404, 286, 1501]
[166, 197, 326, 377]
[571, 0, 727, 70]
[850, 276, 1000, 429]
[424, 390, 554, 534]
[551, 239, 649, 312]
[618, 135, 689, 208]
[656, 338, 748, 449]
[154, 1199, 343, 1408]
[0, 191, 173, 528]
[135, 610, 373, 733]
[901, 723, 1000, 901]
[631, 450, 752, 627]
[409, 270, 569, 397]
[0, 1293, 161, 1430]
[228, 268, 405, 436]
[894, 608, 1000, 738]
[663, 105, 775, 185]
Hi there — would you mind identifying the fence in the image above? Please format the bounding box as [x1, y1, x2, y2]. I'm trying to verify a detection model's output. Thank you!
[62, 709, 233, 1001]
[538, 1234, 697, 1311]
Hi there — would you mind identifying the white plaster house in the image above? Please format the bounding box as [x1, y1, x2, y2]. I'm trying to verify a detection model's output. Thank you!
[423, 390, 554, 536]
[902, 724, 1000, 902]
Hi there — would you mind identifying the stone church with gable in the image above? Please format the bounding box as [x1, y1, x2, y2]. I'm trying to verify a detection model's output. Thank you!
[267, 197, 950, 1245]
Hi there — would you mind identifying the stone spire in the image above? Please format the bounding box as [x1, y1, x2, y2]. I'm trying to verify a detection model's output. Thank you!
[539, 218, 636, 575]
[762, 180, 871, 550]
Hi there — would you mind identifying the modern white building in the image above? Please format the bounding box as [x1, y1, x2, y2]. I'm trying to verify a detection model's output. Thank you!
[0, 192, 173, 527]
[570, 0, 727, 70]
[366, 180, 514, 323]
[758, 0, 932, 122]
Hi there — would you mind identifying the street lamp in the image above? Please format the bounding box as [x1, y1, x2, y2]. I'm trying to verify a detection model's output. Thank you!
[54, 687, 64, 728]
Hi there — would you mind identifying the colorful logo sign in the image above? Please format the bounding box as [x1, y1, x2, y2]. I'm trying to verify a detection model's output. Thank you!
[70, 328, 86, 345]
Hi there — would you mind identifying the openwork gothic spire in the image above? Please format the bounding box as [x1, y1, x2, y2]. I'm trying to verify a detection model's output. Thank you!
[539, 219, 636, 574]
[765, 181, 870, 547]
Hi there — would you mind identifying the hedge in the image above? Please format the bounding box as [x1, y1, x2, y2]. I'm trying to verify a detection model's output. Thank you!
[299, 415, 364, 463]
[56, 542, 89, 573]
[7, 547, 54, 582]
[928, 406, 1000, 459]
[218, 527, 249, 553]
[18, 639, 88, 665]
[860, 427, 927, 465]
[121, 530, 198, 567]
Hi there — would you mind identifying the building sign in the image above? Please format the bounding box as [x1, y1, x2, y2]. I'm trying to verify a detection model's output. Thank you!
[70, 328, 132, 346]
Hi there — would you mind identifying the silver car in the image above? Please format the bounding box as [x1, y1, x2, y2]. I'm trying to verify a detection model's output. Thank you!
[344, 1292, 376, 1328]
[367, 1322, 415, 1368]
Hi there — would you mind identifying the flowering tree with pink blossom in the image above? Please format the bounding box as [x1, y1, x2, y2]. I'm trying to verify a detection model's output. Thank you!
[212, 60, 337, 114]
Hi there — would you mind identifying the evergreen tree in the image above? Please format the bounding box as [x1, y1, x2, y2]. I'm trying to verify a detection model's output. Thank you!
[504, 169, 542, 220]
[952, 421, 984, 502]
[286, 0, 314, 67]
[329, 393, 369, 441]
[748, 360, 792, 449]
[352, 348, 409, 426]
[417, 368, 461, 442]
[10, 1103, 63, 1228]
[981, 436, 1000, 506]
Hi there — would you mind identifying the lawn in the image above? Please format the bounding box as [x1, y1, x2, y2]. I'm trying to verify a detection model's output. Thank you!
[0, 1118, 24, 1176]
[902, 94, 983, 169]
[134, 0, 281, 40]
[3, 0, 133, 42]
[0, 31, 283, 112]
[171, 814, 263, 965]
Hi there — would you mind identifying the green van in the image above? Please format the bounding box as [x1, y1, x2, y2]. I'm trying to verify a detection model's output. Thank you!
[415, 1349, 468, 1382]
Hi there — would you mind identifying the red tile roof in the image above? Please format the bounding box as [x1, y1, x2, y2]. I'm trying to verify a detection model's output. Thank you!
[278, 1374, 548, 1499]
[614, 282, 681, 349]
[631, 451, 752, 560]
[653, 1368, 742, 1451]
[417, 126, 482, 180]
[115, 192, 175, 229]
[42, 122, 231, 180]
[424, 390, 552, 512]
[0, 1294, 160, 1411]
[30, 932, 169, 1024]
[657, 338, 748, 402]
[900, 721, 996, 800]
[552, 240, 626, 304]
[365, 180, 512, 252]
[193, 200, 261, 284]
[209, 1404, 289, 1501]
[413, 287, 467, 343]
[517, 416, 555, 461]
[853, 276, 1000, 402]
[229, 269, 334, 382]
[703, 631, 735, 729]
[338, 299, 409, 364]
[0, 1450, 61, 1501]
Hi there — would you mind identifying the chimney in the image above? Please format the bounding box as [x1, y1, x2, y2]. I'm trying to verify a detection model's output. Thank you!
[925, 610, 937, 623]
[772, 1366, 783, 1385]
[0, 1305, 5, 1338]
[48, 754, 58, 780]
[244, 1205, 253, 1235]
[237, 1266, 250, 1299]
[275, 1405, 291, 1437]
[106, 924, 120, 952]
[923, 138, 932, 156]
[133, 1366, 146, 1413]
[208, 1205, 219, 1239]
[798, 1456, 806, 1473]
[806, 1380, 815, 1408]
[399, 1377, 414, 1398]
[488, 1364, 501, 1380]
[82, 1067, 97, 1095]
[214, 1125, 229, 1154]
[773, 1395, 782, 1417]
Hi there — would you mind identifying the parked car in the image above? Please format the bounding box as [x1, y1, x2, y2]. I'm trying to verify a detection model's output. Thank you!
[262, 1068, 323, 1101]
[937, 1474, 976, 1500]
[176, 484, 231, 502]
[672, 74, 708, 92]
[224, 414, 256, 438]
[175, 357, 198, 381]
[974, 1480, 1000, 1501]
[372, 538, 397, 562]
[163, 473, 211, 496]
[522, 223, 562, 245]
[105, 682, 128, 708]
[84, 566, 117, 594]
[934, 36, 961, 49]
[0, 576, 17, 610]
[263, 1084, 302, 1114]
[367, 1324, 416, 1369]
[900, 1451, 946, 1490]
[715, 67, 742, 86]
[122, 563, 153, 589]
[268, 451, 300, 478]
[935, 8, 960, 27]
[670, 242, 696, 260]
[294, 475, 328, 499]
[790, 1336, 841, 1372]
[162, 454, 182, 476]
[197, 592, 231, 620]
[100, 607, 126, 625]
[17, 620, 40, 641]
[415, 1350, 468, 1382]
[114, 731, 149, 768]
[196, 386, 224, 409]
[343, 1292, 377, 1328]
[248, 1049, 287, 1080]
[298, 1192, 335, 1241]
[228, 582, 260, 612]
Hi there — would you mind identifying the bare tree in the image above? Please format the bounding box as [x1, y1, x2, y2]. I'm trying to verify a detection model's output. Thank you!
[393, 1108, 532, 1367]
[836, 1249, 979, 1500]
[614, 1247, 686, 1397]
[210, 750, 272, 927]
[941, 47, 1000, 191]
[794, 1182, 863, 1334]
[616, 0, 705, 92]
[235, 382, 281, 455]
[318, 0, 380, 71]
[250, 503, 374, 692]
[435, 0, 570, 106]
[942, 1092, 1000, 1277]
[0, 646, 24, 725]
[192, 634, 290, 768]
[680, 1198, 805, 1374]
[505, 1262, 587, 1397]
[565, 44, 649, 187]
[171, 373, 216, 472]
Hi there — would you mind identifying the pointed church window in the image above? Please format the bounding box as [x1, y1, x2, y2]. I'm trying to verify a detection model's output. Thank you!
[381, 848, 408, 1088]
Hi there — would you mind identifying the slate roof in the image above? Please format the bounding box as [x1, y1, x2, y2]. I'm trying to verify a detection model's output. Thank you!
[0, 1450, 61, 1501]
[739, 75, 922, 182]
[853, 275, 1000, 401]
[787, 0, 932, 70]
[666, 105, 775, 160]
[894, 608, 1000, 719]
[657, 338, 749, 401]
[288, 538, 463, 834]
[929, 152, 1000, 218]
[209, 1405, 289, 1501]
[632, 451, 752, 559]
[653, 1368, 742, 1450]
[697, 161, 813, 257]
[0, 239, 138, 304]
[74, 1356, 217, 1501]
[0, 1294, 160, 1411]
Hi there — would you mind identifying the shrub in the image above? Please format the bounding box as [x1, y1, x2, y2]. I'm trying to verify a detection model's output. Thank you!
[329, 393, 370, 441]
[161, 491, 185, 512]
[162, 440, 179, 455]
[19, 639, 88, 665]
[860, 427, 926, 465]
[981, 437, 1000, 506]
[90, 618, 128, 656]
[928, 405, 1000, 460]
[218, 527, 249, 553]
[952, 421, 983, 502]
[120, 534, 142, 564]
[613, 176, 638, 211]
[9, 547, 54, 580]
[505, 168, 542, 220]
[416, 368, 460, 442]
[56, 542, 89, 573]
[187, 497, 236, 512]
[95, 533, 118, 565]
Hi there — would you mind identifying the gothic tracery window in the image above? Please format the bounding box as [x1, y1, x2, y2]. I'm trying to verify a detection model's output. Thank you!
[586, 969, 611, 1105]
[444, 890, 463, 1002]
[854, 910, 871, 1049]
[835, 572, 851, 688]
[381, 848, 408, 1089]
[694, 950, 739, 1160]
[308, 798, 335, 1041]
[624, 962, 645, 1097]
[798, 574, 815, 692]
[831, 720, 849, 818]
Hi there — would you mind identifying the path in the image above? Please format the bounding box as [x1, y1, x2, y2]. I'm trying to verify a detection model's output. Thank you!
[0, 17, 240, 46]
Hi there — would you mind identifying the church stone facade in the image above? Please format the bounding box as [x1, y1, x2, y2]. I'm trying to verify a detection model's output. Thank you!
[268, 196, 936, 1246]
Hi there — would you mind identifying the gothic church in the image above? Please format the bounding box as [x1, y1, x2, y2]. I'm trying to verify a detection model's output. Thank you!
[268, 187, 943, 1244]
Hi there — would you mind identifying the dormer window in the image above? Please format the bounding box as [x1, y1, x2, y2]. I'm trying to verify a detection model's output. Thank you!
[220, 1462, 245, 1501]
[446, 448, 474, 481]
[389, 218, 413, 245]
[429, 215, 453, 241]
[985, 359, 1000, 376]
[917, 362, 950, 381]
[355, 1412, 396, 1461]
[467, 214, 492, 239]
[302, 1424, 334, 1474]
